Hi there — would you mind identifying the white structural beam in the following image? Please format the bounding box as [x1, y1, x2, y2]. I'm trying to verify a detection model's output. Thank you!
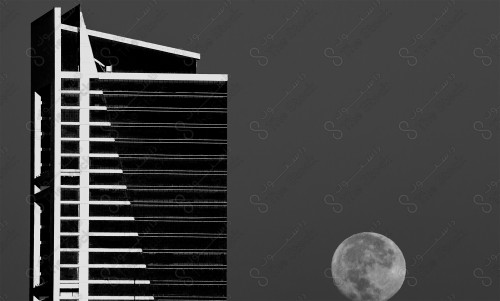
[60, 169, 123, 174]
[61, 216, 135, 221]
[61, 138, 115, 142]
[60, 24, 200, 59]
[60, 264, 146, 268]
[57, 297, 153, 300]
[60, 185, 127, 189]
[61, 280, 151, 285]
[60, 90, 103, 95]
[61, 153, 119, 158]
[60, 201, 131, 205]
[61, 248, 143, 252]
[60, 232, 138, 236]
[60, 71, 227, 82]
[61, 122, 111, 126]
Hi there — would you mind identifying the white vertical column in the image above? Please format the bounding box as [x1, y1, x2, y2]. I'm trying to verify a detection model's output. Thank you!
[78, 11, 97, 301]
[53, 7, 62, 301]
[79, 86, 90, 300]
[34, 92, 42, 179]
[33, 203, 42, 287]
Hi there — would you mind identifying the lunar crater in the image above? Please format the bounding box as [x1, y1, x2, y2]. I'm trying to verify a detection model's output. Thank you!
[331, 232, 406, 301]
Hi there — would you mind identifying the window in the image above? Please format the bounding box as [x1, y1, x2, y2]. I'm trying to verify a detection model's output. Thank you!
[61, 204, 79, 217]
[62, 157, 79, 169]
[60, 252, 78, 264]
[61, 125, 79, 138]
[61, 78, 79, 90]
[61, 94, 79, 106]
[61, 141, 79, 153]
[61, 176, 79, 185]
[60, 268, 78, 280]
[61, 110, 79, 122]
[60, 236, 79, 248]
[61, 188, 79, 201]
[61, 220, 79, 232]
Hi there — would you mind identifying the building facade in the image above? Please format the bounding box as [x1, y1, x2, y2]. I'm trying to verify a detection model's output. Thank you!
[30, 6, 227, 301]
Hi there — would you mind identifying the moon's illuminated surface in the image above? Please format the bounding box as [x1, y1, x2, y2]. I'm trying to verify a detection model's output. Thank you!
[331, 232, 406, 301]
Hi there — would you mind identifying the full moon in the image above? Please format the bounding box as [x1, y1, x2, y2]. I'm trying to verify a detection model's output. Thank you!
[331, 232, 406, 301]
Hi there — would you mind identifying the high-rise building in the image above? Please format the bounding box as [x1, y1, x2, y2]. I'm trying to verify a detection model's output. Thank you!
[30, 6, 227, 301]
